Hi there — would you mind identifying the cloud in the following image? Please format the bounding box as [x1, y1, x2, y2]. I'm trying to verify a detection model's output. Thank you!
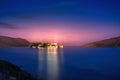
[0, 22, 18, 29]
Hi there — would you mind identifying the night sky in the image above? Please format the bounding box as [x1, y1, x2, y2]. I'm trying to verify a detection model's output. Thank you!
[0, 0, 120, 45]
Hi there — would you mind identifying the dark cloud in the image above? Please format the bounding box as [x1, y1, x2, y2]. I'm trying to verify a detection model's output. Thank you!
[0, 22, 17, 29]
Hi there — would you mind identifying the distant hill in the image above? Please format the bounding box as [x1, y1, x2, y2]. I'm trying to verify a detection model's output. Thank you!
[0, 36, 30, 47]
[81, 36, 120, 48]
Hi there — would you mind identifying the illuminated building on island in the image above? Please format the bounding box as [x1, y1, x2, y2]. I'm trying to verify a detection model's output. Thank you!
[30, 42, 64, 48]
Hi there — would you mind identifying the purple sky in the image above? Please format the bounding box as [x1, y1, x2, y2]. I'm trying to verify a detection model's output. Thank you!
[0, 0, 120, 45]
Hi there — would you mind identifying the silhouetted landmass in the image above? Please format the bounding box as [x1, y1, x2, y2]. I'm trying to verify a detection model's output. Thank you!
[81, 36, 120, 48]
[0, 60, 37, 80]
[0, 36, 30, 47]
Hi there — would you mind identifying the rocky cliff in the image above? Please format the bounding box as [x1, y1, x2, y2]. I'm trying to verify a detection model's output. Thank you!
[0, 60, 37, 80]
[0, 36, 30, 47]
[81, 36, 120, 48]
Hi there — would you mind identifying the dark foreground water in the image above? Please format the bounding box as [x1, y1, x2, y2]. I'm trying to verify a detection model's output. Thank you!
[0, 47, 120, 80]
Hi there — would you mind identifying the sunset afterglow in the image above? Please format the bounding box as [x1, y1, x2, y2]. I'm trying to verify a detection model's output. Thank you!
[0, 0, 120, 80]
[0, 0, 120, 45]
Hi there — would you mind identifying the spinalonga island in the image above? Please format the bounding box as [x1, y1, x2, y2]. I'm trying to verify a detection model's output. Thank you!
[30, 42, 64, 48]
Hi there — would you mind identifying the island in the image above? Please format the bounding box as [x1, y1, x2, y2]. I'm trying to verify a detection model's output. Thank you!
[81, 36, 120, 48]
[30, 42, 64, 48]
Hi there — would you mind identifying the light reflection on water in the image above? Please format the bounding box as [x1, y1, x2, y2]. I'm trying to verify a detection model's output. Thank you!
[0, 48, 120, 80]
[47, 48, 59, 80]
[38, 48, 63, 80]
[38, 48, 45, 79]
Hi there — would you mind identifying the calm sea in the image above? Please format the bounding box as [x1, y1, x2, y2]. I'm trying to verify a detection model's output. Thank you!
[0, 47, 120, 80]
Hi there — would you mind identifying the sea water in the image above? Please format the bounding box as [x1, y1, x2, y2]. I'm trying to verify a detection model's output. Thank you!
[0, 47, 120, 80]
